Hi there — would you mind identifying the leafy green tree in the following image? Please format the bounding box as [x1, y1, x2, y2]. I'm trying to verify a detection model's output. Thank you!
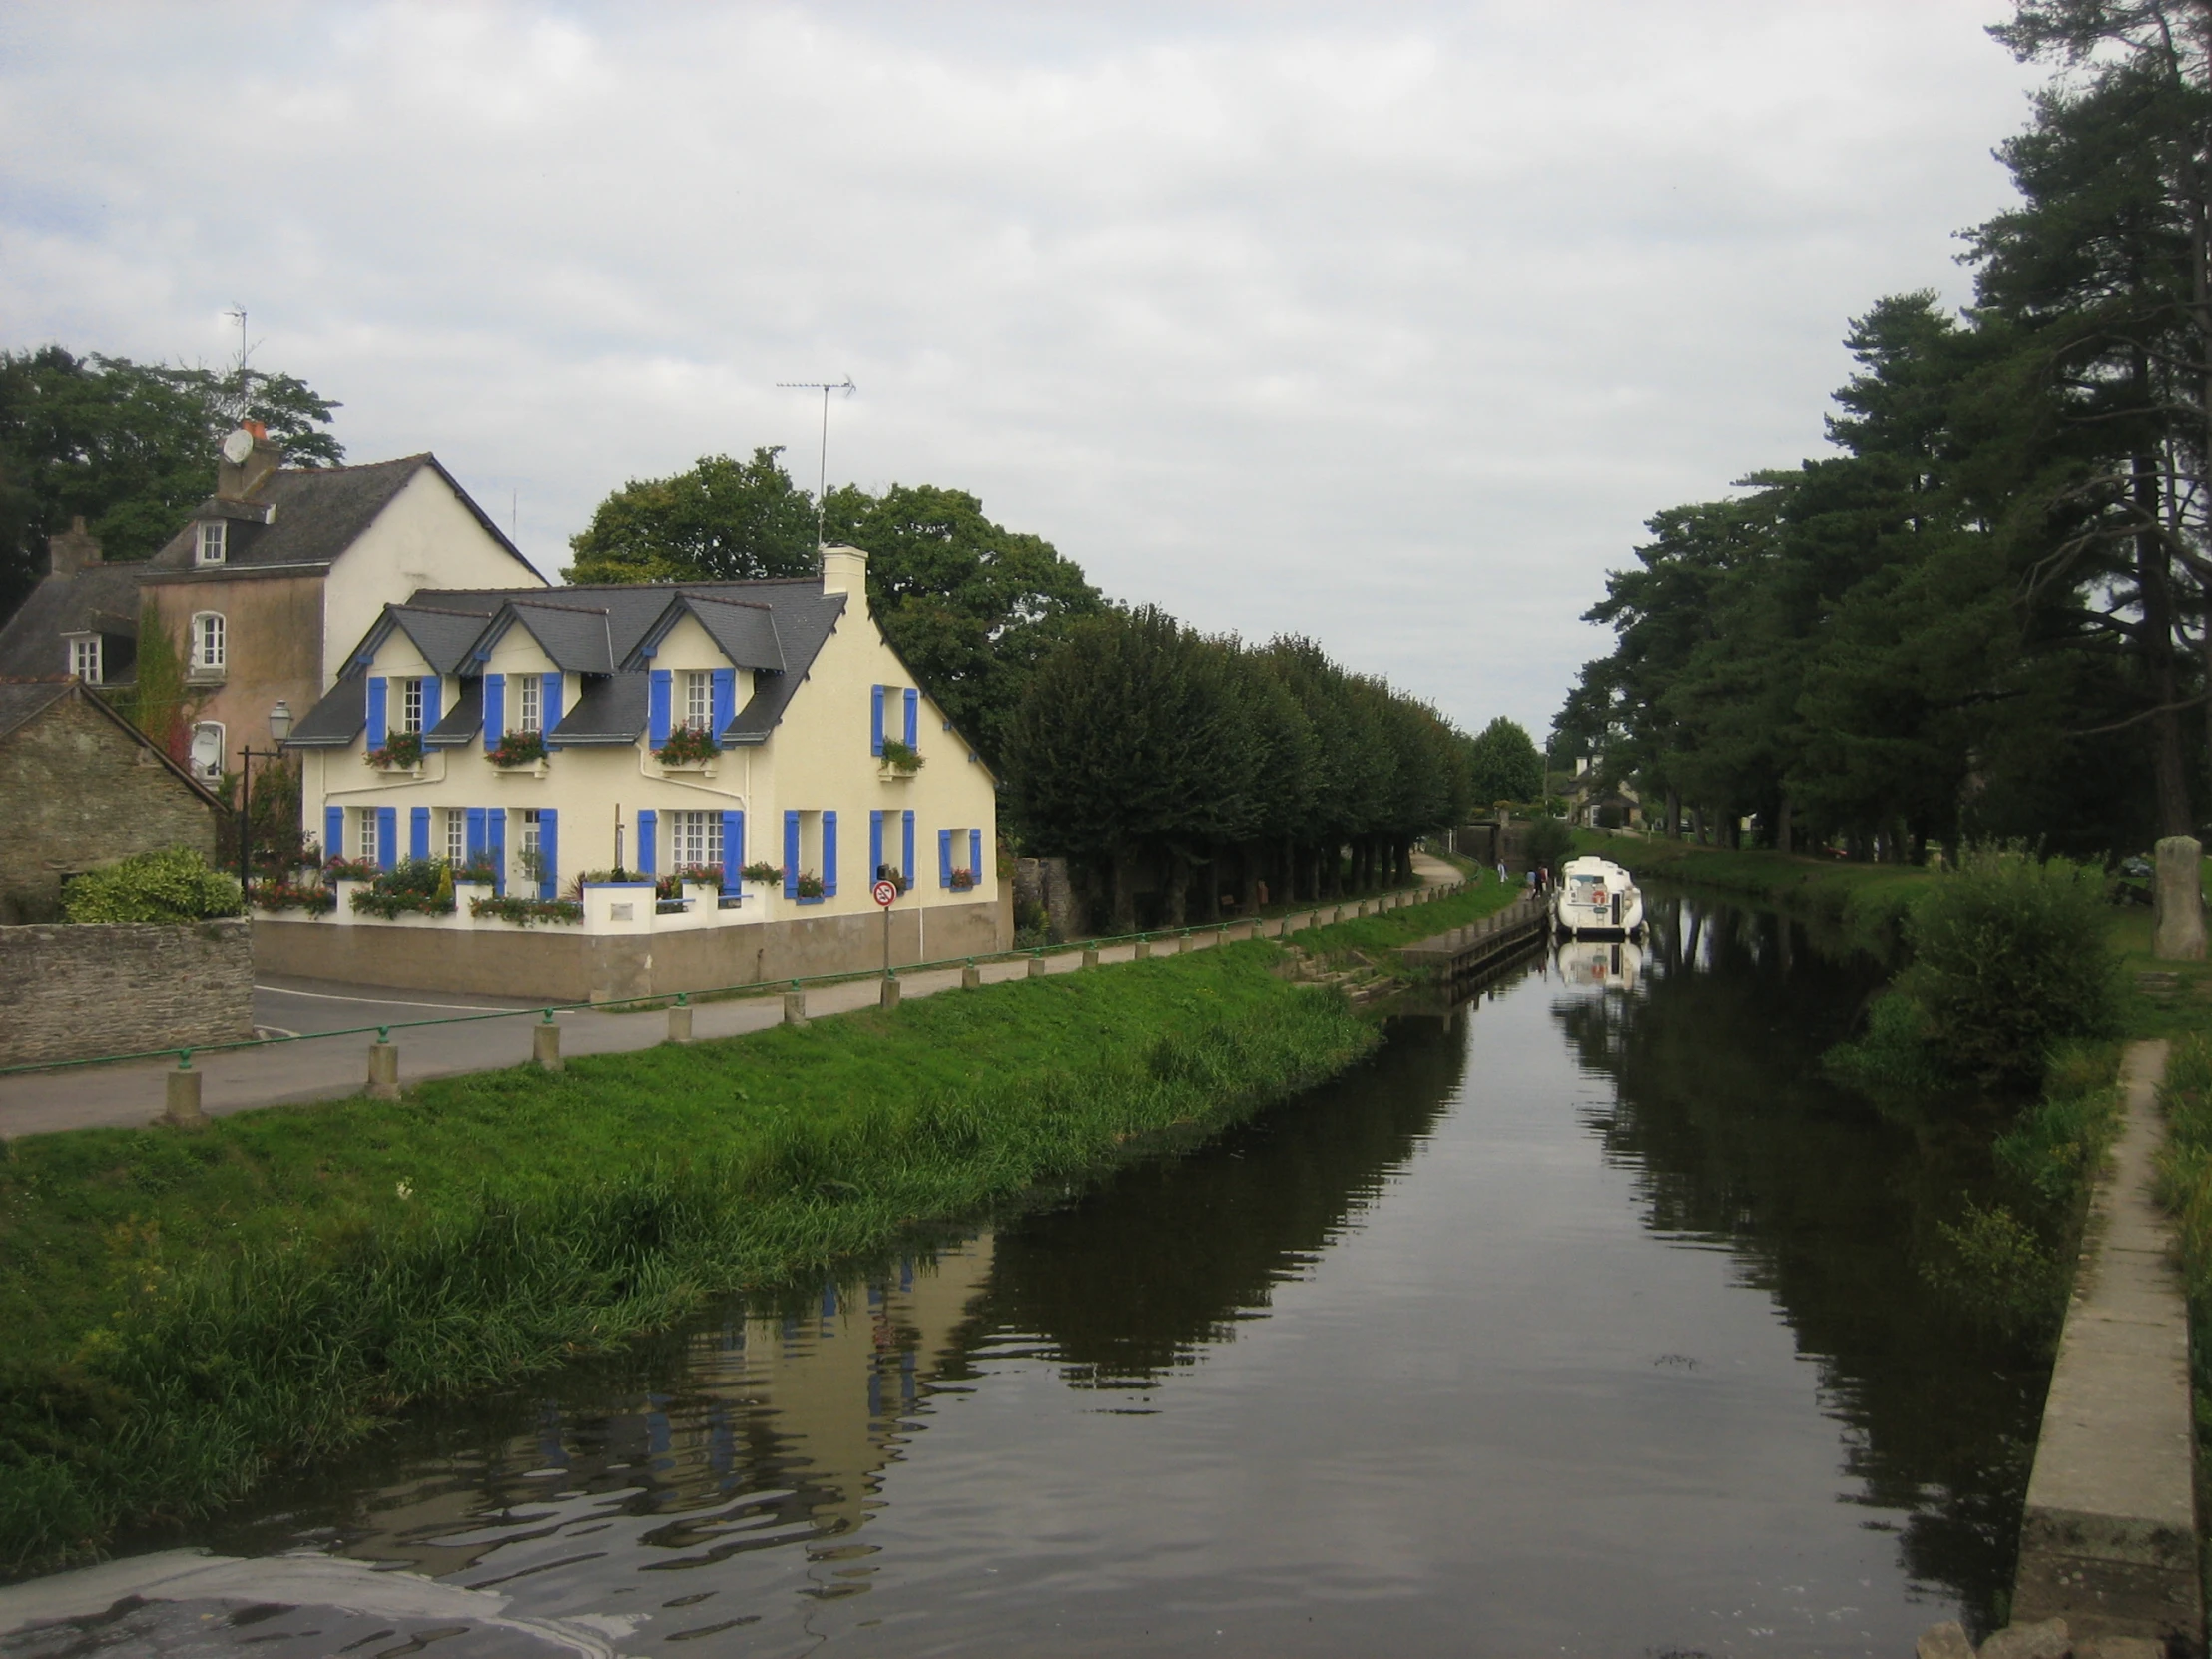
[1466, 716, 1543, 807]
[0, 348, 342, 621]
[562, 447, 818, 584]
[825, 482, 1104, 767]
[1003, 606, 1250, 930]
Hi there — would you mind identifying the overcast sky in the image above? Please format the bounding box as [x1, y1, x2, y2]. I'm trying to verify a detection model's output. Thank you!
[0, 1, 2048, 740]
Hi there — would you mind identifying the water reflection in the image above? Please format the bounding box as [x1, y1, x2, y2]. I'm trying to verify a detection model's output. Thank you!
[2, 895, 2045, 1657]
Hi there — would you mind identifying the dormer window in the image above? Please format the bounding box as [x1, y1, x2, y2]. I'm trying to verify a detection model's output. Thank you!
[196, 521, 227, 566]
[684, 670, 711, 733]
[65, 634, 101, 684]
[518, 676, 541, 733]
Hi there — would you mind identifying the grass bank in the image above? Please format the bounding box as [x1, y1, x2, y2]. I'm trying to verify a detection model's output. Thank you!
[0, 879, 1513, 1576]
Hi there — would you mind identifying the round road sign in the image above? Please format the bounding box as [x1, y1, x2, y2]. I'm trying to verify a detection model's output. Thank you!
[872, 879, 899, 908]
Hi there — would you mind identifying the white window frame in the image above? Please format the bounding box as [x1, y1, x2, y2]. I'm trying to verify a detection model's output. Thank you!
[684, 670, 711, 733]
[189, 721, 225, 782]
[191, 611, 227, 674]
[518, 676, 541, 734]
[196, 521, 227, 566]
[357, 806, 378, 864]
[444, 807, 466, 867]
[65, 634, 101, 684]
[400, 677, 424, 734]
[668, 809, 722, 871]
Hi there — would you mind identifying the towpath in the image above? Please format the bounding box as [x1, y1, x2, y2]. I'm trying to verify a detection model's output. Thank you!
[0, 855, 1467, 1140]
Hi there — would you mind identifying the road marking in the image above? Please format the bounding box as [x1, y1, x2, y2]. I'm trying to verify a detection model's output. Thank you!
[253, 985, 536, 1013]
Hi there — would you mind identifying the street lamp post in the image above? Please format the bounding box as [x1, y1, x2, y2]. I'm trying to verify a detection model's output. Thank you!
[238, 700, 293, 899]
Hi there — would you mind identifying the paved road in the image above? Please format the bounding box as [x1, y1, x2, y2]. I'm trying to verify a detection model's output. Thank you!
[0, 858, 1467, 1140]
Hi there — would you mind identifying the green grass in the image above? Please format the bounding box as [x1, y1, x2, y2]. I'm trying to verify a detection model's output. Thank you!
[0, 885, 1502, 1576]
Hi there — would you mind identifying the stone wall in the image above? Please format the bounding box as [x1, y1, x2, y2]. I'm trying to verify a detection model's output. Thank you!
[0, 690, 223, 923]
[1012, 856, 1079, 942]
[0, 919, 255, 1066]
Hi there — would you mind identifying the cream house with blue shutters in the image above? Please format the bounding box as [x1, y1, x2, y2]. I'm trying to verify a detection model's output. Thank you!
[266, 547, 1004, 1001]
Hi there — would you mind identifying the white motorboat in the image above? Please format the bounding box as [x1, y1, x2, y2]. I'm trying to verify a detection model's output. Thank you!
[1556, 936, 1644, 993]
[1550, 854, 1645, 939]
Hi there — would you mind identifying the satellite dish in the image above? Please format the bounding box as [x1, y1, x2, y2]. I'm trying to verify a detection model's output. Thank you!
[222, 429, 254, 465]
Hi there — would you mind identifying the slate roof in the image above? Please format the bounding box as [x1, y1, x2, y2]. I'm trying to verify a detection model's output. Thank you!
[423, 679, 482, 748]
[288, 576, 850, 750]
[0, 563, 149, 679]
[499, 601, 616, 674]
[143, 455, 536, 580]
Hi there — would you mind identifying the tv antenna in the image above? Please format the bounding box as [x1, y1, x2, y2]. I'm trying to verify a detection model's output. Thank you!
[221, 305, 262, 423]
[776, 376, 855, 549]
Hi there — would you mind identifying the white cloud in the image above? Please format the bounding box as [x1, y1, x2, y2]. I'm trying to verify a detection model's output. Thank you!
[0, 0, 2046, 737]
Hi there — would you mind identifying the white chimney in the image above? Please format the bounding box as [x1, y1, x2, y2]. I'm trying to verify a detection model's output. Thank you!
[820, 543, 868, 596]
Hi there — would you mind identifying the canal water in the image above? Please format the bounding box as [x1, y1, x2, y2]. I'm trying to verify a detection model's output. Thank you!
[1, 895, 2050, 1659]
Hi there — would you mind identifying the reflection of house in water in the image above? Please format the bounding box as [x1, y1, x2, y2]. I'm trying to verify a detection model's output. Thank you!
[327, 1238, 998, 1584]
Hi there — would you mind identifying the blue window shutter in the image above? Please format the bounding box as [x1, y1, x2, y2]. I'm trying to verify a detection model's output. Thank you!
[638, 809, 657, 876]
[712, 668, 735, 736]
[721, 810, 744, 893]
[483, 674, 505, 743]
[824, 811, 837, 896]
[466, 806, 486, 866]
[902, 811, 915, 883]
[903, 687, 918, 750]
[488, 809, 506, 895]
[366, 676, 387, 744]
[324, 806, 343, 864]
[542, 673, 562, 740]
[869, 810, 883, 879]
[649, 669, 672, 748]
[421, 677, 442, 732]
[938, 828, 953, 888]
[870, 685, 884, 756]
[377, 807, 397, 872]
[969, 829, 983, 886]
[539, 809, 558, 900]
[410, 806, 430, 861]
[785, 811, 800, 897]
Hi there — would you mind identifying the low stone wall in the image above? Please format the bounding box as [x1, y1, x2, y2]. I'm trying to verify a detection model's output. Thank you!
[0, 919, 255, 1067]
[254, 899, 1007, 1003]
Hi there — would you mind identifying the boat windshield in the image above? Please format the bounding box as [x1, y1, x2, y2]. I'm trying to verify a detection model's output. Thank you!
[1571, 874, 1607, 899]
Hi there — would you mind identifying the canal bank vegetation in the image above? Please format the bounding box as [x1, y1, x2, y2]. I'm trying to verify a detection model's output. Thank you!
[0, 888, 1509, 1576]
[2155, 1039, 2212, 1454]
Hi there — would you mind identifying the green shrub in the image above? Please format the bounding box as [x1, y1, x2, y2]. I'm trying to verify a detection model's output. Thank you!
[1828, 845, 2115, 1097]
[62, 849, 241, 924]
[1894, 845, 2118, 1093]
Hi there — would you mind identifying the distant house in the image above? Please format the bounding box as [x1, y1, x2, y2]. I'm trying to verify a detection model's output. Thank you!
[276, 546, 1005, 999]
[0, 424, 543, 784]
[0, 678, 229, 922]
